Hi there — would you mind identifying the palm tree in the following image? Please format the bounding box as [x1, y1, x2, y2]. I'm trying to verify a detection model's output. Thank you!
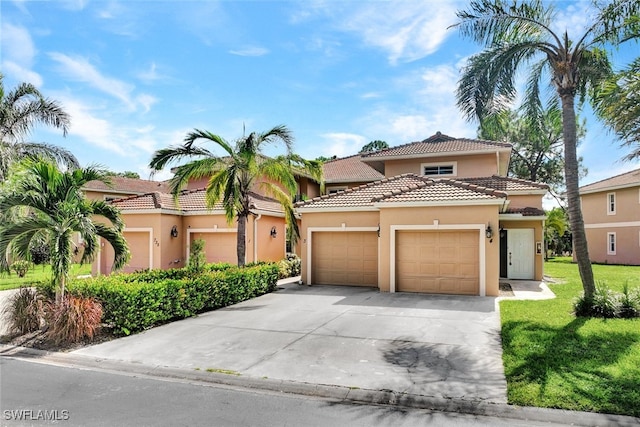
[149, 125, 323, 267]
[0, 160, 129, 302]
[452, 0, 639, 299]
[594, 58, 640, 161]
[0, 74, 78, 181]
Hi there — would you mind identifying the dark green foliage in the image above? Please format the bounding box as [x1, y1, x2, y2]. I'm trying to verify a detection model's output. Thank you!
[1, 287, 44, 334]
[188, 238, 207, 272]
[41, 263, 279, 336]
[574, 283, 640, 318]
[29, 242, 51, 265]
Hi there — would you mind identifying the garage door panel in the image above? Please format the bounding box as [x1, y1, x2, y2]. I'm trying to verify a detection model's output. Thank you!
[193, 232, 237, 265]
[123, 232, 150, 273]
[312, 232, 378, 286]
[397, 230, 479, 295]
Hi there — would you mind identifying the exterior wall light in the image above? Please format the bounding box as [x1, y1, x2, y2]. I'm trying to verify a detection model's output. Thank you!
[270, 226, 277, 238]
[485, 224, 493, 239]
[170, 225, 179, 238]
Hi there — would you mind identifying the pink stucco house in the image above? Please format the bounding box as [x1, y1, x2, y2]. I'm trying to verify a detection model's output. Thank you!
[579, 168, 640, 265]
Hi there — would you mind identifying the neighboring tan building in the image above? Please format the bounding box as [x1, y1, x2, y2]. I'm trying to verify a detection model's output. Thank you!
[83, 176, 170, 201]
[295, 132, 548, 297]
[579, 168, 640, 265]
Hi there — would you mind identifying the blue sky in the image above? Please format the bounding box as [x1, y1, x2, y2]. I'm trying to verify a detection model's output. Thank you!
[2, 0, 639, 186]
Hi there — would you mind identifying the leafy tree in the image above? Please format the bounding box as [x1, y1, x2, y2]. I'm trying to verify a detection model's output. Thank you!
[0, 74, 77, 181]
[105, 171, 141, 179]
[479, 106, 587, 193]
[544, 207, 569, 259]
[315, 155, 337, 163]
[360, 140, 389, 153]
[594, 58, 640, 161]
[453, 0, 640, 300]
[149, 125, 323, 267]
[0, 160, 129, 302]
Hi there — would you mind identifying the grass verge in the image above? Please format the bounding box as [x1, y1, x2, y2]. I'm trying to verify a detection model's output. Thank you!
[0, 264, 91, 291]
[500, 257, 640, 416]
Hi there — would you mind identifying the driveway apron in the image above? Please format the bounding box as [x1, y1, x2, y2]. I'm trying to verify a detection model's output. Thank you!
[73, 285, 507, 403]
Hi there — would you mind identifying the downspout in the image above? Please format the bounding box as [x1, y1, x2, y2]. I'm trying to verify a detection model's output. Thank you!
[496, 151, 500, 175]
[253, 214, 262, 263]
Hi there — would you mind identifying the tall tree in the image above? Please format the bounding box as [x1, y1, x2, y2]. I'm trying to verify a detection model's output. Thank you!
[594, 58, 640, 161]
[360, 140, 389, 153]
[453, 0, 639, 299]
[0, 161, 129, 302]
[149, 125, 323, 267]
[479, 106, 587, 193]
[0, 74, 78, 181]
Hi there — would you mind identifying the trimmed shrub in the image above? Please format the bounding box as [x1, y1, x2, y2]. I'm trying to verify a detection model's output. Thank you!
[277, 253, 301, 279]
[574, 282, 640, 319]
[50, 262, 279, 336]
[618, 282, 640, 318]
[2, 287, 45, 334]
[45, 295, 103, 345]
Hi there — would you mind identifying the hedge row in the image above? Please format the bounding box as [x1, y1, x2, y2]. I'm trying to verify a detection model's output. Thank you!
[38, 263, 279, 336]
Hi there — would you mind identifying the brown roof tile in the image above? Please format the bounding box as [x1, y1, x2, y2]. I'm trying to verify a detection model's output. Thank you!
[111, 189, 284, 214]
[461, 176, 549, 192]
[579, 168, 640, 193]
[361, 132, 511, 160]
[295, 174, 506, 209]
[504, 207, 546, 216]
[83, 176, 170, 194]
[322, 154, 385, 183]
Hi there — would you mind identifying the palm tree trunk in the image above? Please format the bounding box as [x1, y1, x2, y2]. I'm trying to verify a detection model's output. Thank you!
[560, 93, 595, 298]
[237, 213, 247, 267]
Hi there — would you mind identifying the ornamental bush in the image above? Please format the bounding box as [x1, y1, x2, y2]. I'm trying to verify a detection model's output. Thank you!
[574, 282, 640, 319]
[39, 262, 279, 336]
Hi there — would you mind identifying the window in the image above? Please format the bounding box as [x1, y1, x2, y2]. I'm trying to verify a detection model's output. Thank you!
[421, 162, 457, 177]
[607, 192, 616, 215]
[607, 232, 616, 255]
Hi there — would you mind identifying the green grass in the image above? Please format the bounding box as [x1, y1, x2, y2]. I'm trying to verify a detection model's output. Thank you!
[500, 257, 640, 416]
[0, 264, 92, 291]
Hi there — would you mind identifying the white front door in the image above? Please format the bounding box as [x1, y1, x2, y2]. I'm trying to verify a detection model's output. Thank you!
[507, 228, 535, 280]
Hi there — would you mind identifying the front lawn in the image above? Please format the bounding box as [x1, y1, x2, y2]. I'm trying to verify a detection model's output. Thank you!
[0, 264, 92, 291]
[500, 257, 640, 416]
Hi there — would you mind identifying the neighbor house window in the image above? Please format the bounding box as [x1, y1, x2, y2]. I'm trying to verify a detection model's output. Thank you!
[607, 192, 616, 215]
[607, 232, 616, 255]
[421, 162, 457, 177]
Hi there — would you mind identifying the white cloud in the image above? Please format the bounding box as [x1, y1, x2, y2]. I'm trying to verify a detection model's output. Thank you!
[553, 2, 594, 41]
[137, 62, 172, 84]
[229, 46, 270, 57]
[1, 22, 42, 85]
[49, 52, 155, 112]
[3, 61, 43, 87]
[319, 132, 367, 157]
[337, 1, 460, 65]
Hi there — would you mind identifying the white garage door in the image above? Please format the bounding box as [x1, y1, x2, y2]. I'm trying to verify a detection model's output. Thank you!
[396, 230, 479, 295]
[312, 232, 378, 286]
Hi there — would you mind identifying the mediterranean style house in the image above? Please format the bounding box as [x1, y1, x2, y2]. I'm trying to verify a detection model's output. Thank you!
[579, 167, 640, 266]
[91, 132, 549, 297]
[296, 132, 548, 297]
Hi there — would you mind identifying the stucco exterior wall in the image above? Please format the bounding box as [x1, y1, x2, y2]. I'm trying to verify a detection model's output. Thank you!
[379, 205, 500, 296]
[382, 153, 498, 179]
[507, 194, 544, 210]
[584, 227, 640, 265]
[582, 187, 640, 224]
[251, 215, 287, 262]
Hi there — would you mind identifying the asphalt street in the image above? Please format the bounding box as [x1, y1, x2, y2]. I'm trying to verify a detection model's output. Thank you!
[0, 357, 562, 427]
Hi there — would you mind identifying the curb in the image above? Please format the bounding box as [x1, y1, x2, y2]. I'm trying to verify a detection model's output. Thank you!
[2, 344, 639, 427]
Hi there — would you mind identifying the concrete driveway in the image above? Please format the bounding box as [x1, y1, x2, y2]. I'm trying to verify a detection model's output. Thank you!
[73, 284, 507, 403]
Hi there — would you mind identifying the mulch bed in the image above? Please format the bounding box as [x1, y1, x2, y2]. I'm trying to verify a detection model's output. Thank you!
[499, 282, 515, 297]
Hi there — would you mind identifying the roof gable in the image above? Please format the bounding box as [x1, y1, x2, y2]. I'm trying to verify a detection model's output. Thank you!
[579, 168, 640, 194]
[322, 154, 385, 183]
[360, 132, 512, 161]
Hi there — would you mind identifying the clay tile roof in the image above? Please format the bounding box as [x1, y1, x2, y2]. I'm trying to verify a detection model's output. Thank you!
[504, 207, 546, 216]
[83, 176, 170, 194]
[579, 167, 640, 193]
[360, 131, 512, 160]
[461, 175, 549, 192]
[110, 188, 284, 214]
[296, 174, 506, 209]
[322, 154, 385, 183]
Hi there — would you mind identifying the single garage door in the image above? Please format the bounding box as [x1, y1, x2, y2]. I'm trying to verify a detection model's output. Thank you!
[192, 232, 237, 264]
[396, 230, 479, 295]
[312, 232, 378, 286]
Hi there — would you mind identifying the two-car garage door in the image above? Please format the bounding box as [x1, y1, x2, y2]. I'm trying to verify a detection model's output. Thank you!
[310, 229, 479, 295]
[396, 230, 479, 295]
